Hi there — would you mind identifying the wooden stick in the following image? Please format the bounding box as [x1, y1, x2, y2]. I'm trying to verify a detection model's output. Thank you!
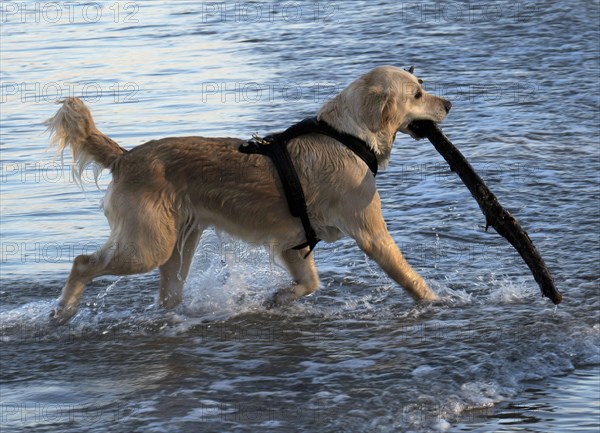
[408, 120, 562, 305]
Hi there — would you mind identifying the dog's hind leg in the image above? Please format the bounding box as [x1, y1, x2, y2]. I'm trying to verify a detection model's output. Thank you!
[50, 237, 176, 324]
[267, 247, 320, 308]
[159, 226, 203, 309]
[50, 205, 178, 324]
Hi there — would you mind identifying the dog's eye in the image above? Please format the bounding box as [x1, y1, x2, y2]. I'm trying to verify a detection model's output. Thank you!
[415, 91, 423, 99]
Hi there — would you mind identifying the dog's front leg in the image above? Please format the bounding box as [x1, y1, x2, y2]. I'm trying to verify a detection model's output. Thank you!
[346, 195, 439, 302]
[357, 229, 438, 301]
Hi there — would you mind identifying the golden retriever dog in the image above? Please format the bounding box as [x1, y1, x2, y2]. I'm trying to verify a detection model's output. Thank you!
[45, 66, 451, 324]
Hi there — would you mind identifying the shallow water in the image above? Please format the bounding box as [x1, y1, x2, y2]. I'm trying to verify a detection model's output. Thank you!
[1, 1, 599, 432]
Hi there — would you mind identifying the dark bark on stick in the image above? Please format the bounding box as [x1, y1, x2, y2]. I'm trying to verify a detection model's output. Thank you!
[408, 120, 562, 305]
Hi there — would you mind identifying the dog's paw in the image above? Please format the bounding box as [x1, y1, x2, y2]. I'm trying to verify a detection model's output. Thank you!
[419, 292, 440, 303]
[49, 304, 77, 326]
[263, 290, 296, 310]
[263, 297, 276, 310]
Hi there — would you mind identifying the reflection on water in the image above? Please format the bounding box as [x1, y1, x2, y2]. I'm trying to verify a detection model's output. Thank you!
[456, 368, 600, 432]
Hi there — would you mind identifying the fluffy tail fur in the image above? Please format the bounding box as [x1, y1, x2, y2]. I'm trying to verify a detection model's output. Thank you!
[45, 97, 127, 183]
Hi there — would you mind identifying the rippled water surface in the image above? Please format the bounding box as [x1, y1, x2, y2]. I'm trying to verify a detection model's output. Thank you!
[1, 1, 599, 432]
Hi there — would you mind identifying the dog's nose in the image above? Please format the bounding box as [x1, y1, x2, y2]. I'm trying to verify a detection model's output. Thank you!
[443, 100, 452, 113]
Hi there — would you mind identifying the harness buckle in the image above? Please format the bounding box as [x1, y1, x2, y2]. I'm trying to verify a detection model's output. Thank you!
[250, 133, 272, 146]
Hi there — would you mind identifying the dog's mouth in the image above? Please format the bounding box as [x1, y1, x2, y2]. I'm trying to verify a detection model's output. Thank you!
[402, 119, 437, 140]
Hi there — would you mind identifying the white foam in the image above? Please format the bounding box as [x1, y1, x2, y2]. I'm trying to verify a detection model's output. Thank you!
[181, 229, 288, 317]
[460, 381, 507, 408]
[334, 358, 376, 369]
[487, 275, 537, 304]
[433, 419, 452, 432]
[412, 365, 437, 377]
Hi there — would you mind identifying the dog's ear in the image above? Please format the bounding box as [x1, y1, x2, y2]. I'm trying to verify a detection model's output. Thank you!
[382, 95, 398, 128]
[362, 85, 396, 132]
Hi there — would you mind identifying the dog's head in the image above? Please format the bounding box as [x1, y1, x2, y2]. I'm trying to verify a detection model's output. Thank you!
[318, 65, 451, 165]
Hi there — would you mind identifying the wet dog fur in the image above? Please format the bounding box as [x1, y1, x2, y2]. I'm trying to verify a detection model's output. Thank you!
[45, 66, 451, 324]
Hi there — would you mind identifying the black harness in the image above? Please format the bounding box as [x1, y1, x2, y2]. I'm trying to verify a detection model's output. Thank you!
[239, 116, 378, 257]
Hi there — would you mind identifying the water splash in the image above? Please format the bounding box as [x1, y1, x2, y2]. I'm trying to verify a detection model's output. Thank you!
[96, 276, 122, 308]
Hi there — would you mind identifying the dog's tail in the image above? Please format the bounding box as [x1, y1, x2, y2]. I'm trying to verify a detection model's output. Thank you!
[45, 97, 127, 183]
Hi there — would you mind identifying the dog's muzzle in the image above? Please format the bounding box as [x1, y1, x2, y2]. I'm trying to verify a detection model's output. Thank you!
[407, 99, 451, 139]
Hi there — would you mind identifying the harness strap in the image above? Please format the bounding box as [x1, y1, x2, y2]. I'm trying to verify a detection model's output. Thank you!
[240, 135, 319, 256]
[239, 117, 378, 257]
[269, 117, 378, 176]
